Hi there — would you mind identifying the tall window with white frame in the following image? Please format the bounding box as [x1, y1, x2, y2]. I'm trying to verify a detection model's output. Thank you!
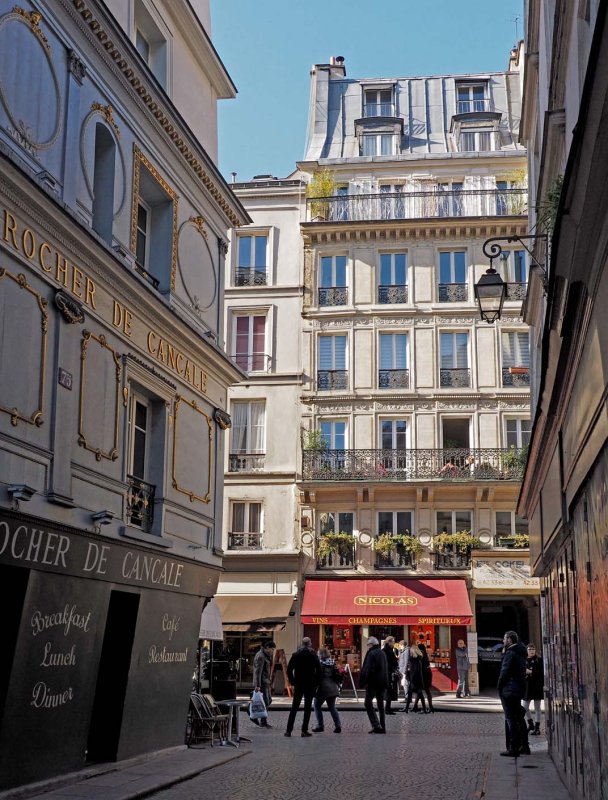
[501, 332, 530, 387]
[317, 512, 355, 568]
[380, 419, 407, 471]
[318, 334, 347, 390]
[364, 88, 394, 117]
[379, 333, 408, 389]
[229, 400, 265, 472]
[459, 129, 494, 152]
[438, 251, 467, 302]
[376, 511, 415, 568]
[378, 252, 407, 303]
[233, 313, 266, 372]
[435, 510, 473, 569]
[135, 200, 151, 271]
[495, 511, 528, 546]
[235, 233, 268, 286]
[501, 251, 528, 300]
[319, 420, 347, 472]
[440, 332, 470, 388]
[505, 418, 531, 449]
[361, 133, 395, 156]
[319, 255, 347, 306]
[126, 396, 156, 532]
[135, 164, 175, 291]
[438, 182, 464, 217]
[456, 83, 487, 113]
[229, 501, 262, 550]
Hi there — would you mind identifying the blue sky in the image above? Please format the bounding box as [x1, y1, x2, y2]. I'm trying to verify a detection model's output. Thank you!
[211, 1, 523, 182]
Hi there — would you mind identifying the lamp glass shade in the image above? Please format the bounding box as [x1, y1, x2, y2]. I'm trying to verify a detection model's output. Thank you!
[474, 269, 507, 323]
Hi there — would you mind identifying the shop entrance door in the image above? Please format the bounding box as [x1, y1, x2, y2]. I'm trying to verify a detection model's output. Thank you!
[86, 590, 139, 763]
[0, 565, 29, 723]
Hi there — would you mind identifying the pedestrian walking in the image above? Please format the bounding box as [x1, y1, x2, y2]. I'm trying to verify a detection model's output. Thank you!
[397, 641, 410, 711]
[285, 637, 322, 737]
[382, 635, 400, 715]
[497, 630, 530, 757]
[412, 643, 434, 713]
[455, 638, 471, 697]
[252, 639, 276, 728]
[360, 636, 389, 733]
[404, 644, 427, 713]
[311, 647, 343, 733]
[523, 643, 544, 736]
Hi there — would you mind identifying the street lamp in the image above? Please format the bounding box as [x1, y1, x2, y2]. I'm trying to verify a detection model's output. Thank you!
[475, 234, 549, 323]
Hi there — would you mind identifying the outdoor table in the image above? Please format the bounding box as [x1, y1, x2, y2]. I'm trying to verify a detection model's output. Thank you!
[217, 699, 251, 747]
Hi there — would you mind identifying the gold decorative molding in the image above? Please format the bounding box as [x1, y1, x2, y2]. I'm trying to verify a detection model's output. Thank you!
[0, 269, 47, 426]
[78, 330, 121, 461]
[189, 215, 208, 240]
[91, 101, 120, 137]
[130, 145, 179, 290]
[171, 395, 212, 503]
[71, 0, 242, 227]
[13, 6, 50, 52]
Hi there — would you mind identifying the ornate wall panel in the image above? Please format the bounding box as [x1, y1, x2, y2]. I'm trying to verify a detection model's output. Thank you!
[79, 102, 127, 217]
[78, 330, 121, 461]
[171, 395, 212, 503]
[0, 269, 47, 426]
[176, 216, 217, 313]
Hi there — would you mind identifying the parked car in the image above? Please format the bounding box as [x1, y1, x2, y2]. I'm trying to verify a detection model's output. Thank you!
[477, 637, 504, 663]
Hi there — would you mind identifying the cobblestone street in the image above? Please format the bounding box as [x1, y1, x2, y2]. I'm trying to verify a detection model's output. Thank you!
[151, 711, 504, 800]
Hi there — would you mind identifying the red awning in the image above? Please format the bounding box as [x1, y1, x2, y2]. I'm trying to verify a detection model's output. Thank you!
[301, 578, 472, 625]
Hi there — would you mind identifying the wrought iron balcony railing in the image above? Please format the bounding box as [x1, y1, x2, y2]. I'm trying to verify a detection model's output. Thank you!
[440, 367, 471, 388]
[227, 531, 263, 550]
[302, 447, 526, 481]
[374, 544, 417, 570]
[234, 268, 267, 287]
[317, 370, 348, 390]
[232, 352, 272, 373]
[457, 99, 489, 113]
[316, 540, 356, 569]
[438, 283, 468, 302]
[502, 367, 530, 387]
[306, 188, 527, 223]
[228, 453, 266, 472]
[319, 287, 348, 306]
[378, 284, 408, 304]
[364, 102, 396, 117]
[433, 550, 471, 570]
[378, 368, 409, 389]
[134, 262, 160, 289]
[126, 475, 155, 532]
[506, 282, 528, 300]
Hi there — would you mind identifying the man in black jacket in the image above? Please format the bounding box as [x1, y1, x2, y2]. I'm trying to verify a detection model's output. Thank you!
[497, 630, 530, 757]
[284, 637, 322, 737]
[360, 636, 389, 733]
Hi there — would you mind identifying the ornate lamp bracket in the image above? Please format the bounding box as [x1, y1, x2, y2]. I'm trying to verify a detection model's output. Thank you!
[482, 233, 549, 294]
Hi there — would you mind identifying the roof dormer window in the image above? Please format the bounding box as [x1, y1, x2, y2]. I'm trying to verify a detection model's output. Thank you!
[364, 88, 394, 118]
[456, 82, 488, 113]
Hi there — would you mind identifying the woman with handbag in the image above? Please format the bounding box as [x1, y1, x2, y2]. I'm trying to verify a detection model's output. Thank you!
[311, 647, 343, 733]
[382, 636, 400, 715]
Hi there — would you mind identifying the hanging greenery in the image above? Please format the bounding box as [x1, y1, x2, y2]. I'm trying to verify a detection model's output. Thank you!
[433, 531, 481, 553]
[306, 168, 337, 219]
[317, 531, 355, 559]
[375, 533, 423, 557]
[536, 173, 563, 235]
[302, 429, 327, 451]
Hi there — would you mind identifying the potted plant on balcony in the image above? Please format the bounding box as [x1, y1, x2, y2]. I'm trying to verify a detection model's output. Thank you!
[303, 429, 328, 451]
[317, 531, 355, 564]
[502, 444, 529, 476]
[306, 168, 336, 220]
[514, 533, 530, 548]
[433, 531, 482, 554]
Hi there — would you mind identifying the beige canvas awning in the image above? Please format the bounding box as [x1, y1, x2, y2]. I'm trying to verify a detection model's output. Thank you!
[215, 595, 294, 632]
[199, 597, 223, 640]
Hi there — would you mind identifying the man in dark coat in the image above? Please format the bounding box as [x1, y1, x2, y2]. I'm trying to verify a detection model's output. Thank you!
[382, 635, 400, 715]
[360, 636, 389, 733]
[497, 630, 530, 757]
[285, 637, 322, 737]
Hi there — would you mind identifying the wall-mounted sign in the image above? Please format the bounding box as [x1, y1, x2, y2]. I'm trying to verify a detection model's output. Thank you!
[472, 556, 540, 589]
[57, 368, 72, 390]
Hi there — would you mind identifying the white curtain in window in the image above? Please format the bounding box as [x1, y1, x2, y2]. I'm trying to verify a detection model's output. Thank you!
[231, 403, 248, 453]
[502, 332, 529, 367]
[249, 401, 265, 453]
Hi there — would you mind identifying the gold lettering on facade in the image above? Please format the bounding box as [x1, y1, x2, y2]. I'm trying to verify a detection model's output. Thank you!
[55, 254, 69, 287]
[112, 300, 132, 337]
[147, 331, 207, 393]
[22, 228, 35, 259]
[39, 242, 51, 272]
[3, 210, 18, 248]
[71, 266, 83, 298]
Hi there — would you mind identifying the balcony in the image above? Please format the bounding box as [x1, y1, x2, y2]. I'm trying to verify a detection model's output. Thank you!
[378, 368, 409, 389]
[126, 475, 155, 532]
[317, 369, 348, 391]
[319, 287, 348, 306]
[502, 367, 530, 387]
[374, 543, 418, 570]
[364, 102, 396, 117]
[433, 550, 471, 570]
[302, 447, 526, 481]
[506, 282, 528, 301]
[234, 268, 267, 287]
[228, 453, 265, 472]
[134, 262, 160, 290]
[316, 535, 356, 569]
[438, 283, 468, 302]
[227, 531, 263, 550]
[457, 99, 489, 114]
[440, 368, 471, 388]
[378, 284, 408, 304]
[305, 188, 527, 223]
[232, 353, 272, 373]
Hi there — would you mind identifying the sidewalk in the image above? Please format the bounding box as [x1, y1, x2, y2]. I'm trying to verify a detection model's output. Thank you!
[265, 690, 505, 713]
[481, 740, 570, 799]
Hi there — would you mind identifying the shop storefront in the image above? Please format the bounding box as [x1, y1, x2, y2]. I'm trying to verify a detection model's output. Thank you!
[0, 510, 220, 790]
[301, 578, 472, 691]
